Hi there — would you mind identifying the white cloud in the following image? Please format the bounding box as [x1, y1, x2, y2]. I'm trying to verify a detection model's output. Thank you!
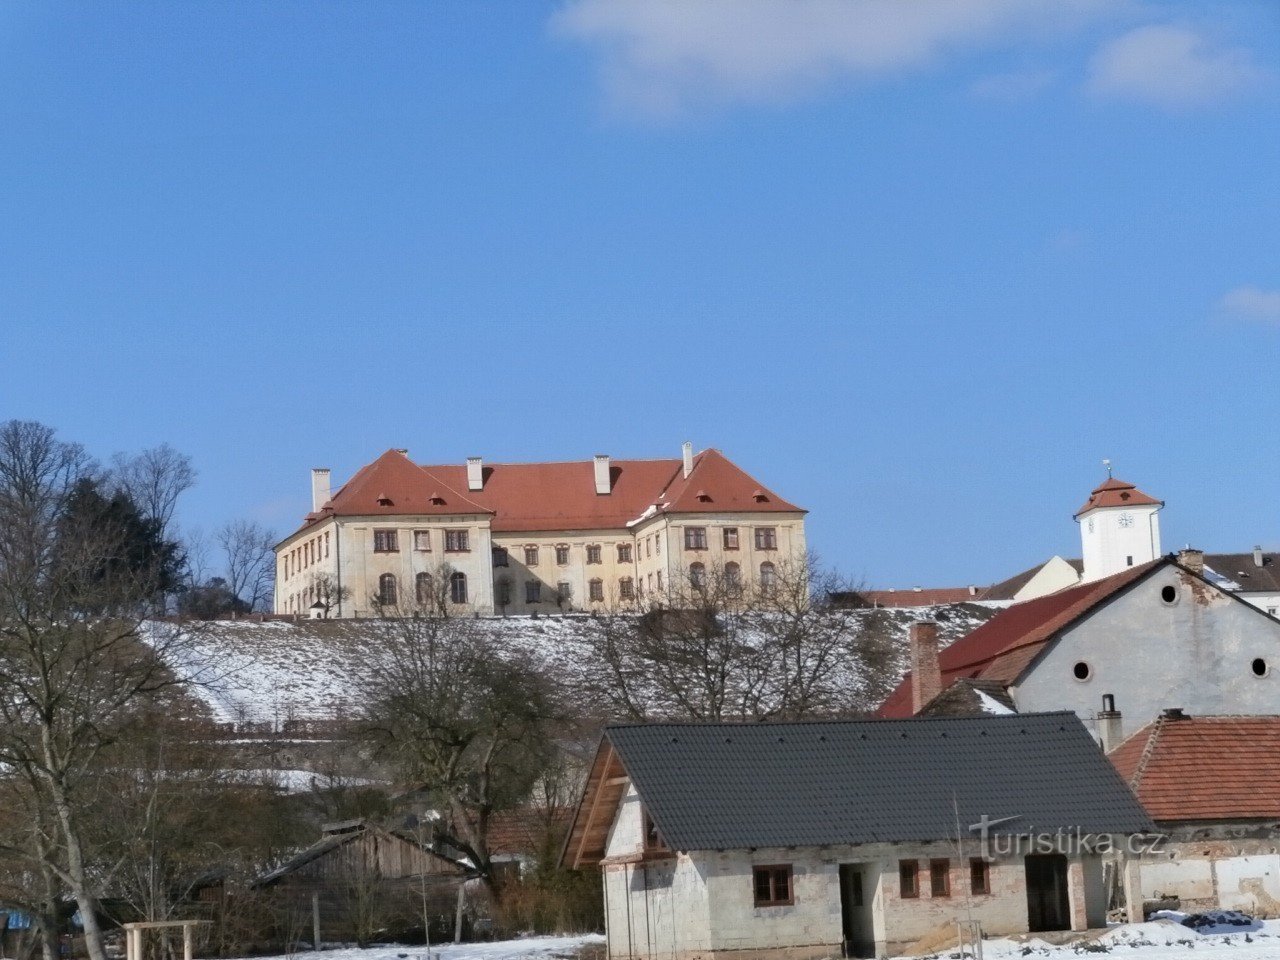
[1087, 24, 1268, 109]
[1218, 286, 1280, 325]
[553, 0, 1111, 115]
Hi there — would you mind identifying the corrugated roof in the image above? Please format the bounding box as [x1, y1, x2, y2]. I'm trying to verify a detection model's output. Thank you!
[1110, 714, 1280, 822]
[588, 713, 1152, 854]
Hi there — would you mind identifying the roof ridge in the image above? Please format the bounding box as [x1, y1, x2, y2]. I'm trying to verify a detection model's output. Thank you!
[418, 456, 685, 468]
[1127, 719, 1164, 793]
[605, 711, 1077, 731]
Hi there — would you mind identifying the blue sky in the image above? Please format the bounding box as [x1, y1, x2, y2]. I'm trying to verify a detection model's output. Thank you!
[2, 0, 1278, 588]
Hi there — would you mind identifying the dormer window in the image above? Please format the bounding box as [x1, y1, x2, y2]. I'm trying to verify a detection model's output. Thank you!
[752, 489, 769, 503]
[376, 493, 393, 507]
[428, 491, 446, 505]
[695, 489, 712, 502]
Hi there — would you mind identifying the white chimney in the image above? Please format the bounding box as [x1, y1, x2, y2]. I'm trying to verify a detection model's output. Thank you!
[311, 468, 331, 511]
[1255, 545, 1265, 568]
[594, 455, 611, 495]
[1097, 694, 1123, 753]
[466, 457, 484, 492]
[681, 441, 694, 479]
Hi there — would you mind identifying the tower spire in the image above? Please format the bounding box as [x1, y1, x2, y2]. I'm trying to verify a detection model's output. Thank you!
[1102, 457, 1113, 478]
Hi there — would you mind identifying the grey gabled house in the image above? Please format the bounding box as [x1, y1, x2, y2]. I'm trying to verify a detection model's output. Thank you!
[561, 713, 1153, 960]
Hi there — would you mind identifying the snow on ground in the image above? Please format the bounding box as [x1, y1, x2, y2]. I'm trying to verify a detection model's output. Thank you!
[228, 934, 603, 960]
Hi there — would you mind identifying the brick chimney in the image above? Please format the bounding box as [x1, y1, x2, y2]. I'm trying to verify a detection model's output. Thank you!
[1097, 694, 1123, 753]
[594, 455, 611, 495]
[910, 621, 942, 714]
[1177, 548, 1204, 575]
[466, 457, 484, 492]
[311, 468, 331, 511]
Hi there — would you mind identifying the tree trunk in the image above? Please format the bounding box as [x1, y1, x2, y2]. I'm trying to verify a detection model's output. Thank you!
[40, 750, 108, 960]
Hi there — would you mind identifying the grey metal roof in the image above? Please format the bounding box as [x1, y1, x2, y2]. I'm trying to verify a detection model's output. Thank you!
[605, 712, 1153, 850]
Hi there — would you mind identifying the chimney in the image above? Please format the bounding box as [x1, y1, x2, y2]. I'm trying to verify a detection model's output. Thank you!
[311, 468, 331, 511]
[1097, 694, 1123, 753]
[593, 455, 611, 495]
[909, 621, 942, 714]
[1255, 545, 1265, 568]
[1177, 548, 1204, 575]
[466, 457, 483, 492]
[1162, 707, 1188, 721]
[682, 441, 694, 479]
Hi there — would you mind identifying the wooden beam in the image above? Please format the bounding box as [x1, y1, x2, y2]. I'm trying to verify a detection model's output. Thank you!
[574, 743, 616, 869]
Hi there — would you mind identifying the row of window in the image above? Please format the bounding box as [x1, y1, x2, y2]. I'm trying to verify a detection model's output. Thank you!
[684, 526, 777, 551]
[494, 543, 613, 568]
[374, 529, 469, 554]
[747, 858, 991, 910]
[376, 571, 469, 606]
[284, 532, 330, 580]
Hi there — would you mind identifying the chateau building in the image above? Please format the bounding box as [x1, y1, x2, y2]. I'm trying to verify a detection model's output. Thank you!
[273, 443, 806, 618]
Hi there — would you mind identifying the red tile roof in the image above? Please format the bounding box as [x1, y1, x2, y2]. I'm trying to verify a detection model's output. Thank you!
[858, 587, 981, 608]
[1109, 714, 1280, 822]
[293, 447, 803, 538]
[877, 559, 1165, 718]
[1074, 477, 1163, 518]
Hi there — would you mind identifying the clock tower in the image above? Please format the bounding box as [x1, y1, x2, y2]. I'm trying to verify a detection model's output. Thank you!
[1075, 476, 1164, 583]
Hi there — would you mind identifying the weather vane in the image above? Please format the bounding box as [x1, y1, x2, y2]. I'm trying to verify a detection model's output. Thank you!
[1102, 458, 1113, 478]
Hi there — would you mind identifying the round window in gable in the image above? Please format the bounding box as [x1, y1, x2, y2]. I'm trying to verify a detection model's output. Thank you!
[1073, 661, 1092, 682]
[1161, 585, 1178, 605]
[1252, 658, 1269, 678]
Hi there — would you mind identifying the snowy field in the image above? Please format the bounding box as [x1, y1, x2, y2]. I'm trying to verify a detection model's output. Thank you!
[230, 935, 603, 960]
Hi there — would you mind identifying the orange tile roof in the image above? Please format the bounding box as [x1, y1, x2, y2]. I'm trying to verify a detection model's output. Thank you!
[859, 587, 980, 608]
[293, 447, 803, 537]
[1109, 714, 1280, 822]
[1074, 477, 1163, 518]
[878, 559, 1165, 718]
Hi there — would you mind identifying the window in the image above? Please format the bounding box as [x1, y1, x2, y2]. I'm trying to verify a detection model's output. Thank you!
[586, 544, 602, 564]
[445, 529, 469, 552]
[557, 581, 572, 602]
[324, 532, 330, 558]
[899, 860, 919, 899]
[645, 537, 651, 558]
[414, 530, 432, 552]
[755, 527, 777, 550]
[723, 527, 739, 550]
[526, 580, 541, 604]
[449, 571, 467, 604]
[654, 533, 661, 555]
[589, 579, 604, 602]
[725, 561, 742, 595]
[760, 561, 777, 594]
[415, 572, 433, 605]
[684, 527, 707, 550]
[553, 544, 569, 565]
[752, 866, 793, 907]
[492, 546, 509, 567]
[689, 562, 706, 590]
[970, 858, 990, 896]
[617, 543, 632, 563]
[1073, 660, 1091, 681]
[929, 859, 950, 898]
[373, 529, 399, 553]
[656, 571, 663, 591]
[1160, 585, 1177, 604]
[283, 558, 289, 579]
[1253, 657, 1269, 678]
[1126, 555, 1134, 567]
[525, 546, 539, 566]
[496, 578, 511, 606]
[619, 577, 635, 600]
[377, 573, 398, 606]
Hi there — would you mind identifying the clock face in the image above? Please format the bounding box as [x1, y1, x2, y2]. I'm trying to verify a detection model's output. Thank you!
[1118, 512, 1134, 528]
[1087, 518, 1095, 533]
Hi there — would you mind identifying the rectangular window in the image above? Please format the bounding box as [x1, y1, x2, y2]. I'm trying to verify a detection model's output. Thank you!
[586, 544, 602, 564]
[444, 529, 469, 552]
[619, 578, 635, 600]
[655, 533, 661, 555]
[525, 581, 541, 604]
[899, 860, 919, 899]
[723, 527, 739, 550]
[373, 529, 399, 553]
[929, 859, 951, 898]
[645, 537, 651, 558]
[496, 579, 511, 606]
[969, 858, 990, 896]
[492, 546, 508, 567]
[557, 581, 571, 602]
[555, 544, 570, 565]
[589, 579, 604, 602]
[324, 531, 330, 558]
[755, 527, 778, 550]
[617, 543, 632, 563]
[525, 545, 540, 566]
[414, 530, 431, 552]
[752, 865, 793, 907]
[684, 527, 707, 550]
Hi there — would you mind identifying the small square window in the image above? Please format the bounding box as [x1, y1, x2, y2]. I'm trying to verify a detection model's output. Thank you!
[413, 530, 431, 552]
[444, 530, 469, 552]
[929, 859, 950, 898]
[755, 527, 777, 550]
[723, 527, 739, 550]
[373, 529, 399, 553]
[899, 860, 919, 899]
[969, 858, 990, 896]
[586, 544, 602, 564]
[752, 865, 793, 907]
[684, 527, 707, 550]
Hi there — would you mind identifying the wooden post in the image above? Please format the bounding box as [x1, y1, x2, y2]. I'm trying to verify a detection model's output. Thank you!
[183, 923, 193, 960]
[312, 892, 322, 950]
[453, 883, 465, 944]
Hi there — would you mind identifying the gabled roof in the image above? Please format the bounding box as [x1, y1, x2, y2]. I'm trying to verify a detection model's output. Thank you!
[253, 820, 469, 887]
[560, 714, 1153, 867]
[290, 447, 803, 538]
[1109, 713, 1280, 822]
[1075, 477, 1162, 518]
[982, 558, 1084, 602]
[878, 559, 1165, 718]
[1203, 552, 1280, 594]
[916, 678, 1015, 718]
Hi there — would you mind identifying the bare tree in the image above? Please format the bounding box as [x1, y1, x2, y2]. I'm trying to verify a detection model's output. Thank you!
[0, 420, 207, 960]
[111, 443, 196, 537]
[216, 519, 276, 611]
